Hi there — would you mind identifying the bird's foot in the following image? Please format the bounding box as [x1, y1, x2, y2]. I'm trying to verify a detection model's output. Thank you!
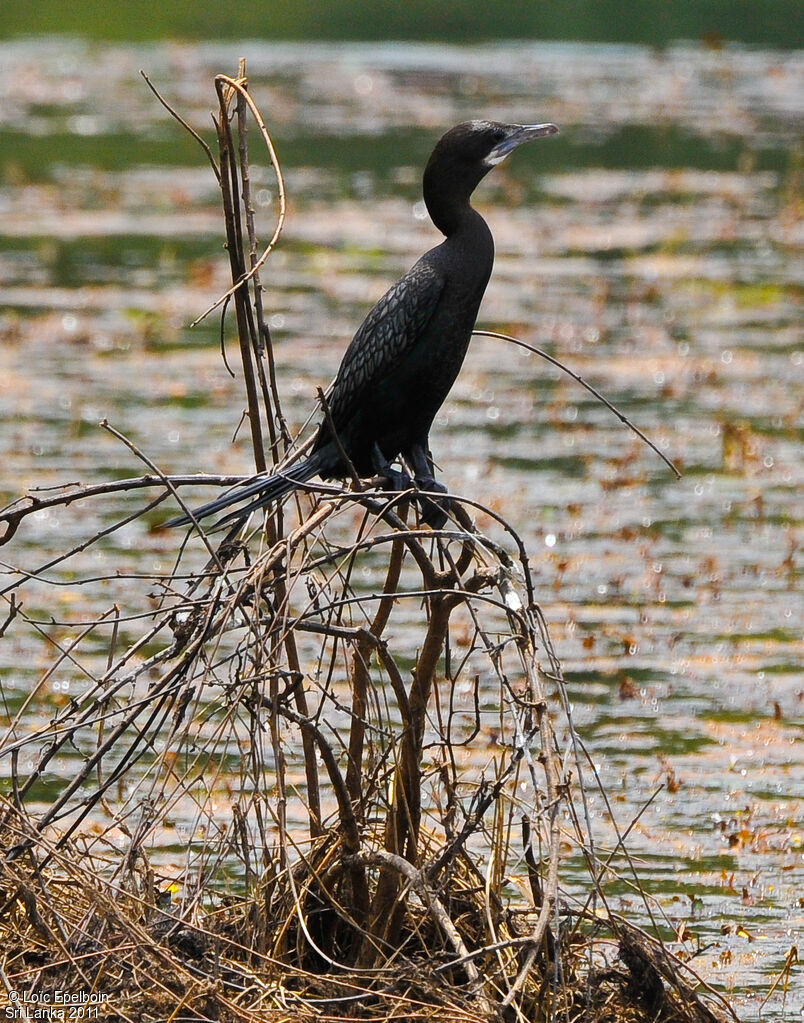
[371, 443, 414, 497]
[414, 476, 450, 529]
[380, 466, 414, 493]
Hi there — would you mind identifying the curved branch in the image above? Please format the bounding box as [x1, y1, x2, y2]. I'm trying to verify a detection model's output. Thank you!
[474, 329, 681, 480]
[189, 75, 287, 329]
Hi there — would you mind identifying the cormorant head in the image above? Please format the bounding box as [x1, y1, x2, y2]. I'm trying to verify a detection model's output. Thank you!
[423, 119, 559, 233]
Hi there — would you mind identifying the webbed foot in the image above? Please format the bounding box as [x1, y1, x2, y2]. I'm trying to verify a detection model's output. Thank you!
[414, 476, 450, 529]
[384, 466, 414, 492]
[371, 442, 413, 496]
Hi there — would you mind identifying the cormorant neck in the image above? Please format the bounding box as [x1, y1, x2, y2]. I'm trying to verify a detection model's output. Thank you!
[423, 162, 488, 238]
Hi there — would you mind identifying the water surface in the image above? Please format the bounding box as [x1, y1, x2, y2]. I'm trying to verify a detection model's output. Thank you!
[0, 39, 802, 1018]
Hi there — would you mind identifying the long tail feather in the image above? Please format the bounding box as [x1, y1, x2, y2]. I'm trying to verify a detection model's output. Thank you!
[164, 453, 324, 528]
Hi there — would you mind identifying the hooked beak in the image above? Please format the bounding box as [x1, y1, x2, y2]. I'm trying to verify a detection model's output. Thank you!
[486, 122, 559, 166]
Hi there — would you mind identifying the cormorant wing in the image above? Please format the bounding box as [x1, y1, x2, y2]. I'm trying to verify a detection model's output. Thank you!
[326, 260, 445, 428]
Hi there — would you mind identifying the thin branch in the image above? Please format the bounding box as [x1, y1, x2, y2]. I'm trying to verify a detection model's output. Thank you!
[474, 328, 682, 479]
[139, 70, 221, 182]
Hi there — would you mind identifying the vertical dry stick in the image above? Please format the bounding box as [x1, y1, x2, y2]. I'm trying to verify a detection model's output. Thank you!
[213, 82, 266, 475]
[276, 551, 323, 840]
[235, 84, 291, 458]
[214, 69, 322, 836]
[345, 532, 406, 812]
[267, 670, 289, 868]
[500, 645, 563, 1008]
[363, 590, 456, 962]
[345, 640, 371, 816]
[402, 594, 455, 858]
[235, 79, 276, 452]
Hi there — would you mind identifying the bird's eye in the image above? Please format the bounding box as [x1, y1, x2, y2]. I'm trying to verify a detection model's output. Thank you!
[492, 128, 506, 142]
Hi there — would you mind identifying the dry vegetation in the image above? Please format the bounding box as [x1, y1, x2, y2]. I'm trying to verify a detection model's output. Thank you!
[0, 64, 737, 1022]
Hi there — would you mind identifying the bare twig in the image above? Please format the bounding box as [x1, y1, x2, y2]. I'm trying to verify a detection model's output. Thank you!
[474, 328, 682, 479]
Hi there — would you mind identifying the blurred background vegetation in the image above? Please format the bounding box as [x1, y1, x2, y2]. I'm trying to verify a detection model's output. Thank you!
[2, 0, 802, 47]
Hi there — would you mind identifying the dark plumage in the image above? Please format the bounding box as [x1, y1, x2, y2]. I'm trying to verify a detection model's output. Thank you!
[168, 119, 558, 529]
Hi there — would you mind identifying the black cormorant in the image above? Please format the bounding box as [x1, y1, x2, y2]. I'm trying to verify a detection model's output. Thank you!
[168, 119, 558, 530]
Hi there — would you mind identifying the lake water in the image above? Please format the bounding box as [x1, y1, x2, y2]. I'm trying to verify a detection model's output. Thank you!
[0, 38, 802, 1018]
